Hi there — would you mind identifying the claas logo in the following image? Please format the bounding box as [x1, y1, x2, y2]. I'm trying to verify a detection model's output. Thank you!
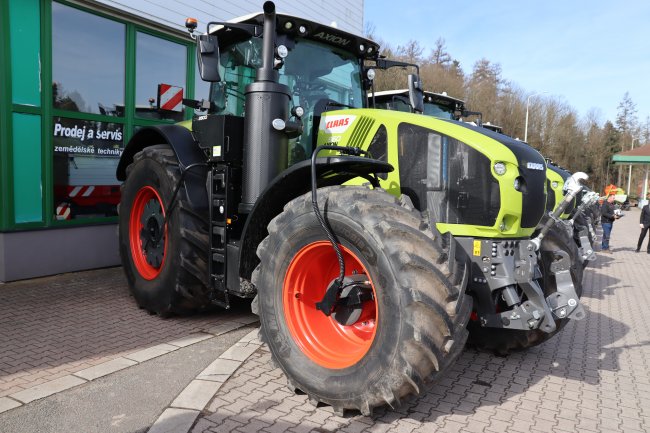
[320, 115, 356, 134]
[325, 118, 350, 129]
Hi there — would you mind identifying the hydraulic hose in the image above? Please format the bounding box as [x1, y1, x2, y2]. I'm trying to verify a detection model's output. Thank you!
[310, 146, 366, 283]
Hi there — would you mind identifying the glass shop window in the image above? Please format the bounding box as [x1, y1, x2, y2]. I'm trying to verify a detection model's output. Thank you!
[52, 117, 124, 220]
[135, 32, 187, 121]
[52, 2, 125, 115]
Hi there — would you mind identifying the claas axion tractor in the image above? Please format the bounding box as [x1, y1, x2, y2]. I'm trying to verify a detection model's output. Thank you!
[116, 1, 586, 414]
[545, 162, 600, 265]
[372, 89, 466, 120]
[368, 86, 590, 354]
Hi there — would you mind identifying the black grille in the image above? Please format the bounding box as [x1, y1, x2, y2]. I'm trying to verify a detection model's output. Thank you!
[519, 166, 547, 227]
[397, 123, 500, 227]
[435, 119, 548, 229]
[546, 179, 556, 212]
[445, 139, 500, 226]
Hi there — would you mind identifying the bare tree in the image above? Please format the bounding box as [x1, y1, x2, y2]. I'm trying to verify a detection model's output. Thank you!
[641, 115, 650, 144]
[615, 92, 638, 185]
[396, 40, 424, 64]
[429, 38, 452, 66]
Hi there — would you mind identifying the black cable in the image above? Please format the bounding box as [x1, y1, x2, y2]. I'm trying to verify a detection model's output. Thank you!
[163, 162, 208, 225]
[310, 145, 367, 284]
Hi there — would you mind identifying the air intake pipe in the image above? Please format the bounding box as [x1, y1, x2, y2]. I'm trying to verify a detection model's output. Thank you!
[240, 1, 292, 212]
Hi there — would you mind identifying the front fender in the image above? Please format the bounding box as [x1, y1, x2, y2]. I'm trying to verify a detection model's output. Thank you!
[238, 156, 393, 281]
[116, 124, 204, 181]
[116, 124, 208, 210]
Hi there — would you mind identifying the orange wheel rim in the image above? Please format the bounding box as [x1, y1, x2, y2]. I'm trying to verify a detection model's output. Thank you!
[283, 241, 378, 369]
[129, 186, 167, 280]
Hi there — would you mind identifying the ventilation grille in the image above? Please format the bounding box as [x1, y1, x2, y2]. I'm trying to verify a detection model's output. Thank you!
[348, 116, 375, 148]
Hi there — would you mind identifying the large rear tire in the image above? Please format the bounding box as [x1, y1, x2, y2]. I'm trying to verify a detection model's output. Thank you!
[118, 145, 210, 315]
[467, 216, 583, 354]
[253, 186, 471, 415]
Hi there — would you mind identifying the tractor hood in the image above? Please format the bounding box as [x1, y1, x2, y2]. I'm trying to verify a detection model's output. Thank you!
[317, 109, 548, 237]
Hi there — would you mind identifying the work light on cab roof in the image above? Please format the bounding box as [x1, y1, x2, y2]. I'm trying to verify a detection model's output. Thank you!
[185, 17, 198, 34]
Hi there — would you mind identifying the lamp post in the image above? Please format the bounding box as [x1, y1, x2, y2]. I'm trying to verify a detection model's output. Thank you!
[524, 91, 547, 143]
[626, 138, 639, 196]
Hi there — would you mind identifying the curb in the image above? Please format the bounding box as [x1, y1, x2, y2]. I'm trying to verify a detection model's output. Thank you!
[0, 317, 258, 414]
[147, 328, 263, 433]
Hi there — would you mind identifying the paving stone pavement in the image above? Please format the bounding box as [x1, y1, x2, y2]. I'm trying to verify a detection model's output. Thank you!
[0, 267, 257, 400]
[192, 209, 650, 433]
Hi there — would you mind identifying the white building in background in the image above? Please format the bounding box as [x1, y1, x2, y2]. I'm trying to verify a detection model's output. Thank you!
[93, 0, 363, 35]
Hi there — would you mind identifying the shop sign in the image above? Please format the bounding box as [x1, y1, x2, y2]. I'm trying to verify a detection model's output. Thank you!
[53, 119, 124, 157]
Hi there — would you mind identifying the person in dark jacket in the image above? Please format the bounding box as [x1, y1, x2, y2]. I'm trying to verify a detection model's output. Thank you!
[636, 195, 650, 253]
[601, 194, 618, 252]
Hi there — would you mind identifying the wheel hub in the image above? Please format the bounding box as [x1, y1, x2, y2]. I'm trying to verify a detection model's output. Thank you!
[140, 199, 165, 268]
[318, 275, 374, 326]
[283, 241, 377, 369]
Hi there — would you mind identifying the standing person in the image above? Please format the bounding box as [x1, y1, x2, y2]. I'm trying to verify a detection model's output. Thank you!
[637, 195, 650, 253]
[601, 194, 618, 252]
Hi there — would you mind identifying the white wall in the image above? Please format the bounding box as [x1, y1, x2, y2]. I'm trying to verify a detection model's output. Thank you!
[92, 0, 363, 35]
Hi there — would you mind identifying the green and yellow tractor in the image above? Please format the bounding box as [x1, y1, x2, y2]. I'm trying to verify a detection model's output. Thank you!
[372, 88, 465, 120]
[368, 87, 589, 354]
[116, 2, 585, 414]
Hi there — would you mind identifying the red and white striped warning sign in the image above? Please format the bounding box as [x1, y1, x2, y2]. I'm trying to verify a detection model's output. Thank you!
[56, 202, 71, 220]
[68, 185, 95, 198]
[157, 84, 184, 112]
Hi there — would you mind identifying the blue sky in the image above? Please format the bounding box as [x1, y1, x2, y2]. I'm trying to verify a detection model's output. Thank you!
[365, 0, 650, 127]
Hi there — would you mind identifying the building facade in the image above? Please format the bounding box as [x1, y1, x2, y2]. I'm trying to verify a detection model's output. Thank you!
[0, 0, 363, 281]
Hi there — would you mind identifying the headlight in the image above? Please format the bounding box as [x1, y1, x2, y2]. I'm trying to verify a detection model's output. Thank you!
[551, 181, 559, 189]
[366, 68, 376, 81]
[292, 105, 305, 118]
[494, 162, 507, 175]
[276, 45, 288, 58]
[514, 176, 525, 192]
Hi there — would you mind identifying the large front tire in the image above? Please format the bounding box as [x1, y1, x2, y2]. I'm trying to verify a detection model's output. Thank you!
[253, 186, 471, 415]
[118, 145, 210, 315]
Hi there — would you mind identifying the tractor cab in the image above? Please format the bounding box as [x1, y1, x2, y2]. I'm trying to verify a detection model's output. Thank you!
[371, 89, 465, 120]
[198, 12, 379, 164]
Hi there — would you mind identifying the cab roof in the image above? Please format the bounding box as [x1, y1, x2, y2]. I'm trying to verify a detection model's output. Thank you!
[372, 89, 465, 105]
[209, 11, 379, 60]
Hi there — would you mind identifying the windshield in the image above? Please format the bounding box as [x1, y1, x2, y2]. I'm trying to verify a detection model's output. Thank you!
[423, 102, 455, 119]
[208, 37, 364, 164]
[374, 95, 412, 113]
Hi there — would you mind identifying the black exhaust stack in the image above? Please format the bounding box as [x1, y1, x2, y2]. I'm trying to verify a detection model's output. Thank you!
[240, 1, 291, 212]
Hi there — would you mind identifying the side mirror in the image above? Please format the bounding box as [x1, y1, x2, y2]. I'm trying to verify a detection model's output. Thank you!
[408, 74, 424, 114]
[197, 34, 221, 82]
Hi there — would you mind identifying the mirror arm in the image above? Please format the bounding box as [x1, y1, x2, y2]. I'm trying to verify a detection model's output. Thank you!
[375, 58, 420, 75]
